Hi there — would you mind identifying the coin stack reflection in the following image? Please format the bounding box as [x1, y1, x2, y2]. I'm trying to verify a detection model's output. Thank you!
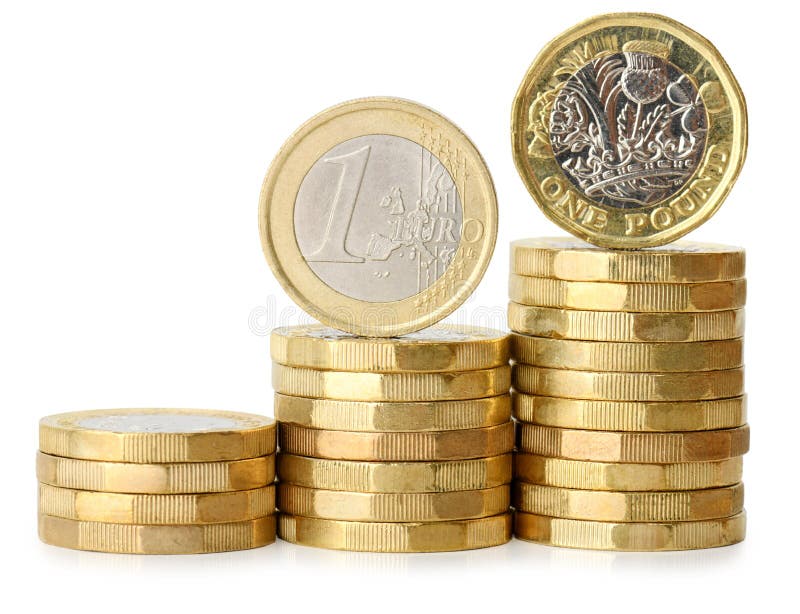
[508, 239, 749, 551]
[272, 325, 514, 552]
[37, 409, 277, 554]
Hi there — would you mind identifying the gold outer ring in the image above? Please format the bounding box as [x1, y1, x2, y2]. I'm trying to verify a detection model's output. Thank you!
[38, 484, 276, 524]
[277, 454, 512, 493]
[273, 364, 510, 402]
[514, 511, 746, 551]
[259, 97, 498, 337]
[38, 514, 276, 554]
[509, 275, 746, 312]
[517, 424, 750, 463]
[514, 453, 743, 491]
[511, 334, 743, 372]
[512, 393, 746, 431]
[273, 393, 511, 432]
[270, 324, 509, 372]
[508, 303, 745, 342]
[513, 482, 743, 522]
[513, 365, 744, 401]
[278, 484, 510, 522]
[511, 13, 747, 248]
[39, 409, 276, 463]
[510, 238, 745, 282]
[278, 513, 512, 552]
[36, 452, 275, 493]
[279, 423, 515, 461]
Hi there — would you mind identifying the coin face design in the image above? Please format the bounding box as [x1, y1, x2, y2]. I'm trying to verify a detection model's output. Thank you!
[76, 412, 241, 433]
[512, 13, 747, 247]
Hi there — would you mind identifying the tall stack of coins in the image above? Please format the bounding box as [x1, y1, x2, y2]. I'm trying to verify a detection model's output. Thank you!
[271, 325, 515, 552]
[37, 409, 277, 554]
[507, 239, 749, 550]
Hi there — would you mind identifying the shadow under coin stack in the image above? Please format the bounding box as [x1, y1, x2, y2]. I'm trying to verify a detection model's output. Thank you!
[271, 325, 515, 552]
[37, 409, 277, 554]
[508, 239, 749, 551]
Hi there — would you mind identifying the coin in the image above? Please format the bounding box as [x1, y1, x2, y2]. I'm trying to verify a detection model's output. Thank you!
[508, 303, 745, 342]
[271, 324, 509, 372]
[514, 454, 743, 491]
[259, 97, 498, 337]
[510, 238, 745, 282]
[278, 454, 512, 493]
[513, 482, 743, 522]
[278, 484, 509, 522]
[511, 13, 747, 248]
[36, 452, 275, 494]
[38, 514, 276, 554]
[509, 275, 746, 312]
[278, 513, 511, 552]
[513, 365, 744, 401]
[511, 335, 743, 372]
[274, 393, 511, 432]
[279, 423, 515, 461]
[273, 364, 510, 402]
[517, 424, 750, 462]
[512, 393, 746, 431]
[514, 511, 746, 551]
[38, 483, 275, 524]
[39, 409, 276, 463]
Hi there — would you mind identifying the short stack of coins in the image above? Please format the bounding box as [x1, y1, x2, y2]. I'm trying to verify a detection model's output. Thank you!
[271, 325, 515, 552]
[507, 239, 749, 551]
[37, 409, 277, 554]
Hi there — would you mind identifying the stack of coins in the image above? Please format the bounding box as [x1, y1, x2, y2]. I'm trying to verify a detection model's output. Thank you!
[271, 325, 515, 552]
[37, 409, 277, 554]
[507, 239, 749, 551]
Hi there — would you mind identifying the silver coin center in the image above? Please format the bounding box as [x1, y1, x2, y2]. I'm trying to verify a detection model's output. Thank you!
[76, 413, 241, 433]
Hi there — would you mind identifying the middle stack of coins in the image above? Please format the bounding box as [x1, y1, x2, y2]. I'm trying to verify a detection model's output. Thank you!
[271, 325, 514, 552]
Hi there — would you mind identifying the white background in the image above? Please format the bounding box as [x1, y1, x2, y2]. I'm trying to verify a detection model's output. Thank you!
[0, 0, 792, 611]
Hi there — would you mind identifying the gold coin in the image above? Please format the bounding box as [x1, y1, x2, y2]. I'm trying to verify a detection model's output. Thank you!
[278, 484, 509, 522]
[278, 454, 512, 493]
[271, 324, 509, 372]
[259, 97, 498, 337]
[279, 423, 515, 461]
[512, 393, 746, 431]
[274, 393, 511, 432]
[510, 275, 746, 312]
[514, 511, 746, 551]
[278, 513, 511, 552]
[511, 14, 747, 248]
[511, 335, 743, 372]
[517, 424, 750, 463]
[515, 454, 743, 491]
[514, 482, 743, 522]
[510, 238, 745, 282]
[273, 364, 510, 402]
[513, 365, 744, 401]
[38, 484, 275, 524]
[38, 514, 276, 554]
[39, 409, 276, 463]
[508, 303, 745, 342]
[36, 452, 275, 494]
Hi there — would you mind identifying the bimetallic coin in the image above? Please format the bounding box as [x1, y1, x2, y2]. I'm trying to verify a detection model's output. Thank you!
[38, 514, 276, 554]
[508, 303, 745, 342]
[259, 98, 498, 336]
[512, 14, 747, 248]
[278, 513, 512, 552]
[277, 454, 512, 493]
[273, 364, 510, 402]
[514, 512, 746, 551]
[271, 324, 509, 372]
[274, 393, 511, 432]
[36, 452, 275, 494]
[39, 409, 276, 463]
[513, 482, 743, 522]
